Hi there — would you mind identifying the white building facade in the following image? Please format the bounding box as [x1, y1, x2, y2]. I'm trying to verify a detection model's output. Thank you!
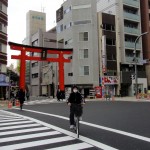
[97, 0, 147, 96]
[56, 0, 99, 96]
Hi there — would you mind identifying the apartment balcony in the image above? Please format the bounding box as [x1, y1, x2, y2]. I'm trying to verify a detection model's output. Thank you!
[125, 41, 141, 49]
[124, 12, 140, 22]
[125, 56, 141, 63]
[123, 0, 139, 8]
[124, 27, 140, 35]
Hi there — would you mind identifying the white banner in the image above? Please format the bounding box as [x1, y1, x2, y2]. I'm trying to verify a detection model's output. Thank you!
[102, 35, 107, 73]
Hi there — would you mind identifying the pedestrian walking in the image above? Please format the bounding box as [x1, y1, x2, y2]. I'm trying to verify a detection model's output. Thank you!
[18, 88, 25, 110]
[56, 89, 60, 101]
[26, 90, 30, 101]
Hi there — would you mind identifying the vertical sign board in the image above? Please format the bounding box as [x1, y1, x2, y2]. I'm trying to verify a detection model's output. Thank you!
[95, 86, 102, 98]
[101, 35, 107, 97]
[102, 35, 107, 73]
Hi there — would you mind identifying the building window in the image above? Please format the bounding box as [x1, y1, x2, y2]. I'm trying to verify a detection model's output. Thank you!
[0, 64, 1, 72]
[79, 49, 88, 59]
[32, 39, 38, 46]
[32, 73, 38, 78]
[79, 66, 89, 76]
[0, 23, 2, 31]
[57, 24, 63, 33]
[68, 72, 73, 76]
[107, 54, 116, 61]
[64, 22, 72, 30]
[103, 23, 115, 31]
[65, 39, 73, 45]
[79, 32, 88, 41]
[106, 38, 116, 46]
[32, 62, 38, 67]
[64, 6, 71, 14]
[0, 2, 2, 10]
[0, 43, 2, 52]
[43, 73, 48, 78]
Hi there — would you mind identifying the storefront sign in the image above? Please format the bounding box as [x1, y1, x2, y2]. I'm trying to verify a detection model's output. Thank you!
[0, 74, 10, 86]
[102, 76, 119, 85]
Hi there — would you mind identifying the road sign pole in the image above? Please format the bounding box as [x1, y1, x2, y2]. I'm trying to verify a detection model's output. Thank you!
[134, 32, 149, 96]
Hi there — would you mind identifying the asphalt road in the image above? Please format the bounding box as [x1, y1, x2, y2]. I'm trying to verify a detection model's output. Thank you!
[3, 101, 150, 149]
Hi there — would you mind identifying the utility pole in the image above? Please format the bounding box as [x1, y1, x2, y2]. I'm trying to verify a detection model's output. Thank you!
[134, 32, 149, 96]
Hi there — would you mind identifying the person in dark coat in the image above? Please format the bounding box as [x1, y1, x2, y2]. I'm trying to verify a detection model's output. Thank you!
[18, 88, 25, 110]
[67, 86, 85, 129]
[26, 90, 30, 101]
[56, 89, 61, 101]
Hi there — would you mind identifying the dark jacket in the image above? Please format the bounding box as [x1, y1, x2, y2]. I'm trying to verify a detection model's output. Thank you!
[68, 92, 83, 104]
[18, 89, 25, 104]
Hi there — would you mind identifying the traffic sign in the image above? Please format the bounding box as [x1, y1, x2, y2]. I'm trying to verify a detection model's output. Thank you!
[130, 74, 135, 80]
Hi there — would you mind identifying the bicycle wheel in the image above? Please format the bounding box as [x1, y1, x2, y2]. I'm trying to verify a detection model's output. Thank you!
[76, 116, 79, 138]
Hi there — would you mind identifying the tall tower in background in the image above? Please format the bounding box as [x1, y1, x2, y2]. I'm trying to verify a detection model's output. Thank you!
[24, 10, 46, 94]
[25, 10, 46, 45]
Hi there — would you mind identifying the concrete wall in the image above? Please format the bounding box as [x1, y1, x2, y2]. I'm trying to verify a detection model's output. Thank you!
[57, 0, 99, 88]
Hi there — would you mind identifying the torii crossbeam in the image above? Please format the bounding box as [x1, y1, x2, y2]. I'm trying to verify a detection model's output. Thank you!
[9, 42, 73, 91]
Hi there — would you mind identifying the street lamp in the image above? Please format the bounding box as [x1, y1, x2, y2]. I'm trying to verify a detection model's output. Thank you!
[134, 31, 149, 96]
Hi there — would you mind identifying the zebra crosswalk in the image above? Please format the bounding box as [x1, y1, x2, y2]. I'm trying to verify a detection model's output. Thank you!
[0, 110, 96, 150]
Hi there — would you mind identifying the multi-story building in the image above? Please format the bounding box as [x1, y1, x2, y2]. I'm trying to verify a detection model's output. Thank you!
[140, 0, 150, 90]
[30, 28, 59, 96]
[24, 10, 46, 95]
[97, 0, 147, 96]
[56, 0, 99, 96]
[0, 0, 8, 99]
[97, 12, 118, 96]
[26, 10, 46, 44]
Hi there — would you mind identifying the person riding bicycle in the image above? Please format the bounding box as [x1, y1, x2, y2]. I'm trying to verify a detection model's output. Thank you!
[67, 86, 85, 129]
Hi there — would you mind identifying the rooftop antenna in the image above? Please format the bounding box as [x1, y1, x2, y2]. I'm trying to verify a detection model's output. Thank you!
[41, 3, 45, 12]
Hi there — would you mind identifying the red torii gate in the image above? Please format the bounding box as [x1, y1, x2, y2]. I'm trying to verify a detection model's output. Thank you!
[8, 42, 73, 92]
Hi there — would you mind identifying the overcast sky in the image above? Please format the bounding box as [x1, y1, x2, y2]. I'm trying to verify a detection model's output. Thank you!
[8, 0, 64, 67]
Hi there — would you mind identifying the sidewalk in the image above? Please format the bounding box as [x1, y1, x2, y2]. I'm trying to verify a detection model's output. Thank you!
[0, 100, 9, 110]
[1, 96, 150, 110]
[88, 96, 150, 102]
[29, 96, 150, 102]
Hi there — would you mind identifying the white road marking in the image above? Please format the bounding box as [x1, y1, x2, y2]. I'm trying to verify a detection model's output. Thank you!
[0, 123, 41, 130]
[0, 120, 34, 126]
[0, 131, 61, 143]
[0, 114, 20, 118]
[46, 143, 93, 150]
[13, 108, 150, 143]
[0, 118, 27, 123]
[0, 117, 20, 120]
[0, 127, 49, 136]
[0, 136, 75, 150]
[4, 110, 118, 150]
[0, 116, 21, 119]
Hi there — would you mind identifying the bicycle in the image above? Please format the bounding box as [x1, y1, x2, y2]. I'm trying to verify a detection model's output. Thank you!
[72, 103, 83, 138]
